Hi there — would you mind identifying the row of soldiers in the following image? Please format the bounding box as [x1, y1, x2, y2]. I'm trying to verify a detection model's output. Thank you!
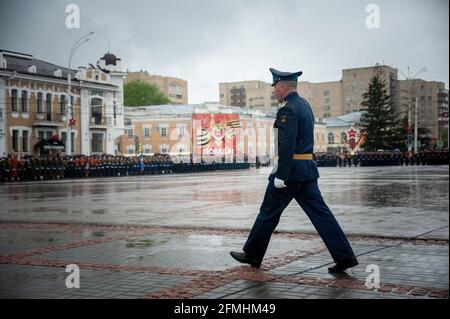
[0, 154, 252, 183]
[315, 151, 449, 167]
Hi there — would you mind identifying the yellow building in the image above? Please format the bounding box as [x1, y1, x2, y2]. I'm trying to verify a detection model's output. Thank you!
[120, 103, 276, 163]
[120, 102, 329, 163]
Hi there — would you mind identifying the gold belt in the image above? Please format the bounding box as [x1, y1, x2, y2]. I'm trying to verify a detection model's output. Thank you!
[293, 153, 313, 160]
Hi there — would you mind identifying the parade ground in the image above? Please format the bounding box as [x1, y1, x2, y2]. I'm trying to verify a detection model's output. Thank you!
[0, 166, 448, 299]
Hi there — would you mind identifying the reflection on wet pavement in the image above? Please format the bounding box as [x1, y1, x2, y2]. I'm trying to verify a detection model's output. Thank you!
[1, 166, 448, 239]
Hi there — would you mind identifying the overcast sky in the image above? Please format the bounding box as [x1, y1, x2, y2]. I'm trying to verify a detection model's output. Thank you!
[1, 0, 448, 103]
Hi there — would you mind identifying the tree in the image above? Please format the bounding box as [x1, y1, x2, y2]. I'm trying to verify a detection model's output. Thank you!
[359, 66, 403, 151]
[124, 80, 171, 106]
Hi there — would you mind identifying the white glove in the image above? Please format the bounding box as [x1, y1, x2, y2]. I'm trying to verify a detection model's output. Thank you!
[274, 177, 286, 189]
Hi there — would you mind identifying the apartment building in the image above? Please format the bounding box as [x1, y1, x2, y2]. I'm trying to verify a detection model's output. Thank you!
[398, 80, 449, 140]
[219, 81, 278, 113]
[219, 65, 448, 142]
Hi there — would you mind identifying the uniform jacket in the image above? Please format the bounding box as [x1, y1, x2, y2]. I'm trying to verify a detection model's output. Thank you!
[273, 91, 319, 181]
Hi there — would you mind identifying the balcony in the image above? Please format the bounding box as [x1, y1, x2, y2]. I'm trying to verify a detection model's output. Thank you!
[90, 115, 107, 129]
[33, 112, 63, 127]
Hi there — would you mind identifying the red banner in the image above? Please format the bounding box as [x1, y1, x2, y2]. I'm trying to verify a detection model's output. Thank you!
[192, 114, 240, 162]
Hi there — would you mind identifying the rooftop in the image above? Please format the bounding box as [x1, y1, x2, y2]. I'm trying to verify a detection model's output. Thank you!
[324, 111, 363, 127]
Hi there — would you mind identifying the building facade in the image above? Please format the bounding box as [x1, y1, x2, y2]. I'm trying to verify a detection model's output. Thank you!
[219, 65, 448, 143]
[324, 112, 364, 154]
[124, 71, 188, 104]
[219, 81, 278, 113]
[341, 65, 398, 114]
[0, 50, 125, 157]
[397, 80, 449, 141]
[120, 102, 329, 162]
[298, 81, 344, 119]
[120, 103, 276, 163]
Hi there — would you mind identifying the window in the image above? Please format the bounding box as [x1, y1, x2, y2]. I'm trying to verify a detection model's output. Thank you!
[160, 145, 168, 154]
[161, 127, 167, 137]
[61, 132, 67, 146]
[37, 92, 43, 113]
[113, 101, 117, 119]
[11, 89, 18, 111]
[22, 130, 28, 152]
[91, 98, 102, 124]
[127, 129, 133, 137]
[38, 131, 45, 141]
[21, 91, 28, 112]
[92, 133, 103, 153]
[128, 147, 134, 155]
[328, 133, 334, 144]
[0, 108, 3, 121]
[60, 95, 66, 115]
[323, 90, 330, 96]
[71, 132, 75, 153]
[144, 147, 151, 154]
[178, 127, 185, 138]
[144, 128, 150, 137]
[12, 130, 19, 152]
[46, 131, 52, 140]
[46, 93, 52, 121]
[324, 98, 330, 104]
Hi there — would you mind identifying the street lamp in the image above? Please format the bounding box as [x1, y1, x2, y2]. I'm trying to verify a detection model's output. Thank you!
[398, 67, 427, 153]
[66, 31, 94, 156]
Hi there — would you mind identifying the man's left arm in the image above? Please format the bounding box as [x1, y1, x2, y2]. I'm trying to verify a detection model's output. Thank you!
[275, 107, 298, 181]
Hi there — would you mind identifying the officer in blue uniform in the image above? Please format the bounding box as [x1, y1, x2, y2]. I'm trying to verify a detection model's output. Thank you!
[230, 68, 358, 273]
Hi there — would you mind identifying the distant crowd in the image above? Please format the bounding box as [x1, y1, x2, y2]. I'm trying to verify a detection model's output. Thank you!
[315, 150, 449, 167]
[0, 154, 250, 183]
[1, 150, 447, 183]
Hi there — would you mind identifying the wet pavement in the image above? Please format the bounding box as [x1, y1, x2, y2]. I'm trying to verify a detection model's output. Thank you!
[0, 166, 448, 299]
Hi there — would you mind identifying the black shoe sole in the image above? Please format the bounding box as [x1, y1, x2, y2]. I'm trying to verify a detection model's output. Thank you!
[328, 261, 359, 273]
